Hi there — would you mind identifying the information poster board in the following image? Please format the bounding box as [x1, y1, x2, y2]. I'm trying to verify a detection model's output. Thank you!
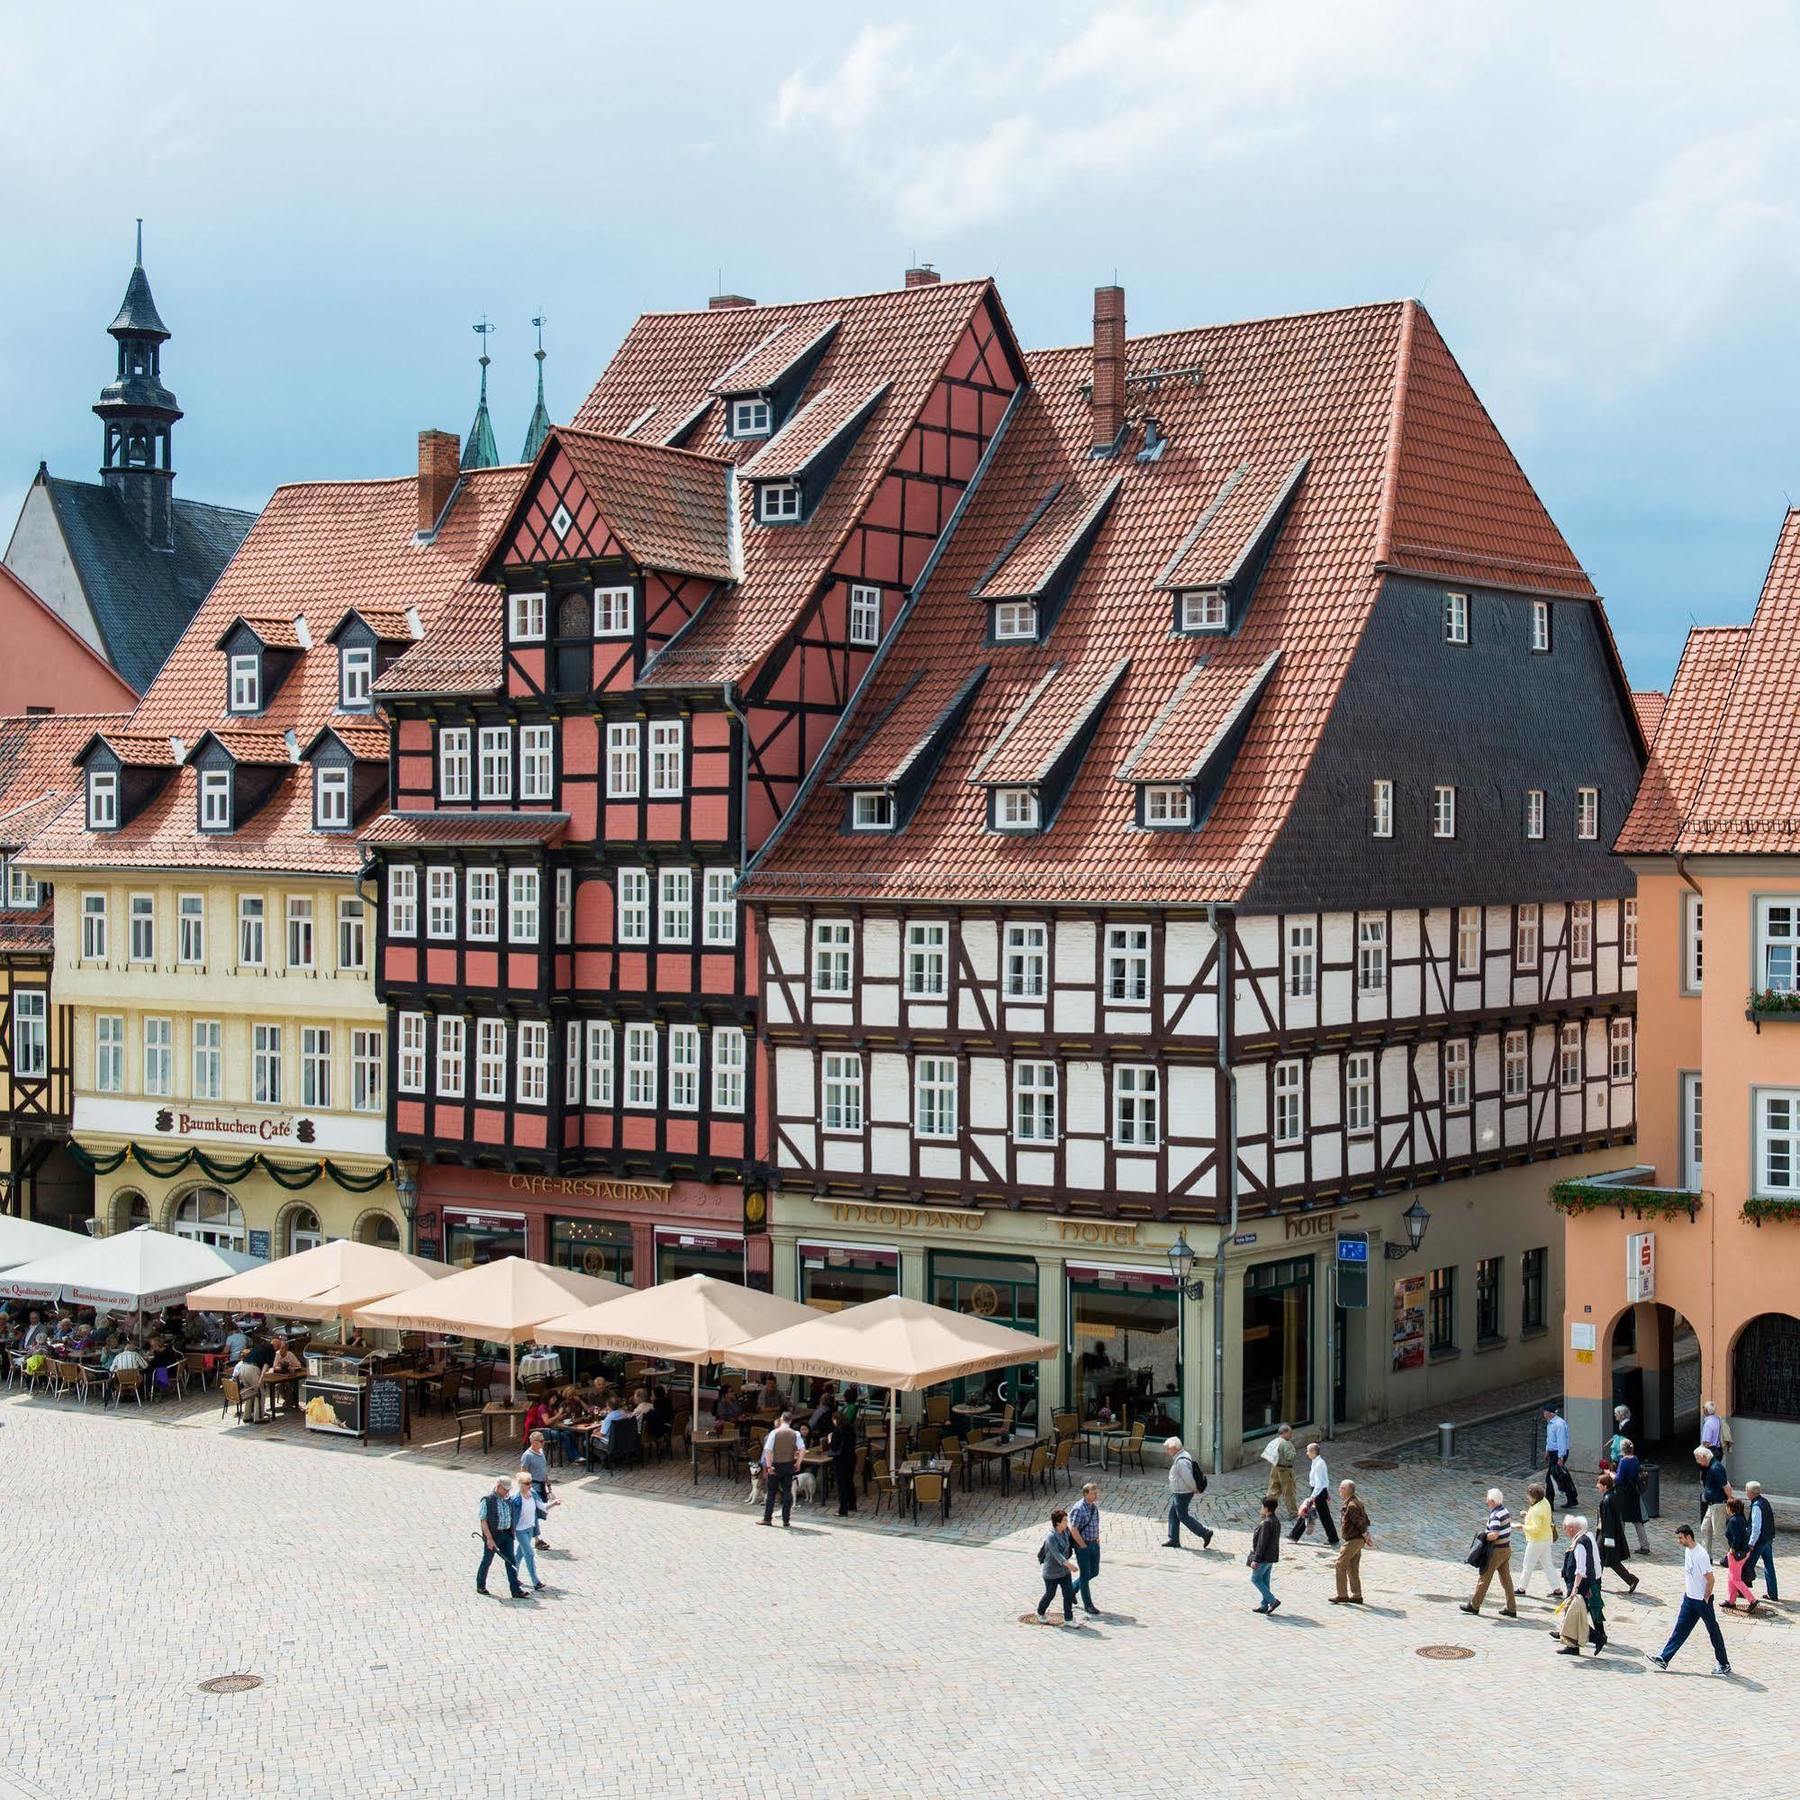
[1391, 1272, 1427, 1371]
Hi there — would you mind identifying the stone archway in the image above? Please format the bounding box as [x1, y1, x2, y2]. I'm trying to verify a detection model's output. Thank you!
[351, 1207, 402, 1250]
[1603, 1300, 1699, 1456]
[108, 1187, 152, 1236]
[1727, 1313, 1800, 1492]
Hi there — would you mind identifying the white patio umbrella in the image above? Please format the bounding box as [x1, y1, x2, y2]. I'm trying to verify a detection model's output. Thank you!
[0, 1213, 86, 1273]
[0, 1224, 261, 1312]
[186, 1238, 452, 1324]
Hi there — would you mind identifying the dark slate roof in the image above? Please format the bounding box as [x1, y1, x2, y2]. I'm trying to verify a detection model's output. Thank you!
[109, 263, 170, 340]
[44, 476, 257, 692]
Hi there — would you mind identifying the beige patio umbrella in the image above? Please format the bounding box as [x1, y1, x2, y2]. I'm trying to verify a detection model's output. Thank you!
[534, 1273, 818, 1481]
[187, 1238, 453, 1324]
[354, 1256, 629, 1401]
[724, 1292, 1061, 1471]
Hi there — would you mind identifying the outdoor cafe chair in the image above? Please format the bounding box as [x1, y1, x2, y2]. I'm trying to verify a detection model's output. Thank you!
[909, 1470, 948, 1525]
[109, 1367, 146, 1409]
[1116, 1423, 1148, 1471]
[183, 1352, 213, 1393]
[924, 1394, 950, 1426]
[1052, 1410, 1078, 1441]
[916, 1425, 942, 1454]
[1024, 1444, 1050, 1495]
[453, 1408, 488, 1455]
[220, 1377, 246, 1423]
[871, 1457, 896, 1514]
[1050, 1438, 1075, 1489]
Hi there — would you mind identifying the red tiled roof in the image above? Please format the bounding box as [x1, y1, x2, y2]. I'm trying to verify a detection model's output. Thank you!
[971, 478, 1120, 602]
[1116, 651, 1280, 784]
[968, 656, 1129, 786]
[738, 381, 891, 482]
[1154, 458, 1307, 592]
[307, 722, 389, 762]
[545, 428, 737, 582]
[1631, 690, 1666, 744]
[331, 605, 417, 644]
[198, 727, 294, 766]
[358, 810, 569, 849]
[0, 712, 128, 851]
[81, 730, 182, 767]
[709, 319, 840, 396]
[831, 666, 987, 789]
[214, 613, 307, 651]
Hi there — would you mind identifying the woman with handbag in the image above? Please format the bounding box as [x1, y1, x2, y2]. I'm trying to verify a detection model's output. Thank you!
[1595, 1471, 1638, 1592]
[1723, 1497, 1761, 1610]
[1612, 1439, 1650, 1552]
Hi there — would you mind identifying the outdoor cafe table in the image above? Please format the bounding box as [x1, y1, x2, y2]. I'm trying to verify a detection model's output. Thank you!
[896, 1456, 954, 1520]
[1081, 1421, 1132, 1470]
[690, 1428, 746, 1478]
[963, 1433, 1044, 1496]
[260, 1370, 303, 1415]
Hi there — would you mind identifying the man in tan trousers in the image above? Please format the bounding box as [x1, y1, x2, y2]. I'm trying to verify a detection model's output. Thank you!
[1461, 1487, 1518, 1616]
[1262, 1423, 1298, 1517]
[1330, 1479, 1371, 1603]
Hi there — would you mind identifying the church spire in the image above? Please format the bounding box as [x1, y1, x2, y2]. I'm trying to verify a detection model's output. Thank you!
[462, 317, 499, 471]
[520, 313, 552, 463]
[95, 220, 181, 548]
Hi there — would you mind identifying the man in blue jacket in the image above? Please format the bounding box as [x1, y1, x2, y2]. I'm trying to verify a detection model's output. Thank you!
[1743, 1480, 1778, 1600]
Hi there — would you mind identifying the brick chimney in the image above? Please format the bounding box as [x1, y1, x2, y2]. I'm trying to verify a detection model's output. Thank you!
[709, 293, 755, 310]
[1091, 285, 1126, 455]
[904, 264, 941, 287]
[417, 429, 460, 534]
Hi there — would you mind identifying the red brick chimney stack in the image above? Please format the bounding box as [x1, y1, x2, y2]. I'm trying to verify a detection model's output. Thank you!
[709, 293, 756, 310]
[904, 264, 941, 287]
[417, 429, 460, 534]
[1092, 284, 1126, 454]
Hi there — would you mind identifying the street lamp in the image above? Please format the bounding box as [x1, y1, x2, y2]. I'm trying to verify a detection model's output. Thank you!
[1383, 1198, 1432, 1261]
[395, 1166, 420, 1254]
[1166, 1231, 1206, 1300]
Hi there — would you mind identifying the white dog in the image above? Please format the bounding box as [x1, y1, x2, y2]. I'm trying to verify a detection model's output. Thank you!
[746, 1462, 766, 1507]
[794, 1470, 817, 1505]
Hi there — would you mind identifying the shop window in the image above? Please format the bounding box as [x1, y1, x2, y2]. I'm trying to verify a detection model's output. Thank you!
[933, 1252, 1041, 1424]
[1241, 1257, 1312, 1434]
[550, 1216, 633, 1283]
[799, 1242, 899, 1312]
[174, 1186, 246, 1252]
[1071, 1266, 1181, 1437]
[445, 1211, 527, 1268]
[1428, 1264, 1457, 1354]
[655, 1230, 743, 1284]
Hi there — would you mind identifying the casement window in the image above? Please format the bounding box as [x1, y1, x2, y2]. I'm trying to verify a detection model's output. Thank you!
[351, 1029, 383, 1113]
[1356, 917, 1387, 993]
[519, 725, 554, 801]
[340, 644, 374, 709]
[438, 727, 472, 801]
[993, 601, 1039, 642]
[606, 722, 641, 798]
[1444, 591, 1469, 644]
[238, 895, 266, 967]
[1179, 589, 1229, 632]
[1521, 1246, 1547, 1333]
[1755, 1090, 1800, 1198]
[397, 1013, 427, 1094]
[81, 892, 107, 961]
[544, 867, 568, 946]
[465, 868, 499, 940]
[1285, 920, 1316, 1000]
[658, 868, 693, 943]
[192, 1020, 223, 1100]
[730, 397, 772, 438]
[87, 768, 118, 829]
[1444, 1040, 1470, 1111]
[229, 652, 261, 712]
[617, 868, 650, 944]
[143, 1017, 173, 1098]
[1525, 789, 1545, 840]
[1516, 903, 1540, 970]
[757, 481, 802, 524]
[848, 583, 882, 648]
[517, 1021, 549, 1105]
[904, 921, 948, 999]
[1273, 1059, 1305, 1145]
[822, 1052, 863, 1133]
[594, 585, 635, 638]
[6, 857, 39, 908]
[509, 869, 541, 944]
[1530, 600, 1551, 653]
[337, 897, 366, 971]
[1456, 907, 1481, 976]
[1575, 785, 1599, 840]
[200, 770, 232, 832]
[509, 590, 546, 642]
[1428, 1265, 1456, 1352]
[478, 726, 512, 802]
[388, 866, 417, 938]
[813, 920, 853, 996]
[563, 1021, 581, 1105]
[668, 1023, 701, 1111]
[1370, 779, 1393, 839]
[624, 1023, 658, 1109]
[315, 764, 351, 830]
[286, 895, 315, 969]
[703, 868, 736, 945]
[252, 1022, 283, 1105]
[436, 1016, 465, 1098]
[1013, 1060, 1058, 1144]
[11, 991, 45, 1079]
[1558, 1023, 1582, 1092]
[648, 721, 684, 797]
[913, 1055, 958, 1139]
[851, 790, 894, 831]
[712, 1027, 747, 1113]
[1609, 1018, 1634, 1082]
[585, 1020, 614, 1108]
[476, 1018, 508, 1103]
[1005, 922, 1047, 999]
[1569, 900, 1593, 963]
[1344, 1051, 1374, 1137]
[1475, 1257, 1503, 1344]
[1503, 1029, 1529, 1099]
[427, 867, 457, 940]
[1113, 1064, 1160, 1148]
[1622, 897, 1638, 964]
[95, 1014, 125, 1093]
[993, 787, 1040, 832]
[301, 1025, 332, 1109]
[1682, 1073, 1703, 1189]
[1431, 785, 1456, 839]
[1756, 897, 1800, 992]
[1143, 784, 1193, 829]
[1105, 924, 1151, 1004]
[128, 893, 155, 964]
[1683, 893, 1703, 992]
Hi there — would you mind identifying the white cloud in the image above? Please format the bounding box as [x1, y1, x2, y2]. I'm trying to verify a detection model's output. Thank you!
[774, 22, 916, 139]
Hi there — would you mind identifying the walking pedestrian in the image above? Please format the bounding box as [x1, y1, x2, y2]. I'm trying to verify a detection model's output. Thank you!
[759, 1411, 801, 1528]
[1161, 1436, 1214, 1548]
[521, 1431, 554, 1548]
[1722, 1498, 1760, 1611]
[1461, 1487, 1518, 1616]
[1595, 1470, 1638, 1592]
[1516, 1482, 1559, 1599]
[1613, 1439, 1650, 1553]
[1699, 1400, 1724, 1459]
[1248, 1495, 1282, 1613]
[1605, 1404, 1633, 1467]
[829, 1408, 858, 1518]
[1554, 1516, 1603, 1655]
[1069, 1481, 1102, 1617]
[1261, 1424, 1299, 1517]
[1743, 1481, 1779, 1601]
[1649, 1524, 1732, 1676]
[476, 1476, 526, 1600]
[511, 1470, 545, 1591]
[1329, 1480, 1370, 1604]
[1695, 1446, 1731, 1563]
[1542, 1407, 1578, 1508]
[1288, 1442, 1338, 1544]
[1036, 1508, 1078, 1625]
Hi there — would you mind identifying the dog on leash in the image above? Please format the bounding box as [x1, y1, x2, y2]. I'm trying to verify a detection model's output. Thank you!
[794, 1470, 817, 1505]
[747, 1462, 766, 1507]
[747, 1463, 818, 1506]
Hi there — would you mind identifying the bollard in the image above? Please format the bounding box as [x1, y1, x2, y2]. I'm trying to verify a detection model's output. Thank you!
[1437, 1421, 1456, 1459]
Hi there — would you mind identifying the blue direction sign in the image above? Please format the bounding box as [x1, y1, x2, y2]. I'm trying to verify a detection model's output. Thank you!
[1336, 1231, 1370, 1308]
[1336, 1235, 1369, 1263]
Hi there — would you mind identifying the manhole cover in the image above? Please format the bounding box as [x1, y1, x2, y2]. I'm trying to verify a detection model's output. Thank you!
[1415, 1645, 1475, 1661]
[1353, 1458, 1398, 1471]
[197, 1674, 263, 1694]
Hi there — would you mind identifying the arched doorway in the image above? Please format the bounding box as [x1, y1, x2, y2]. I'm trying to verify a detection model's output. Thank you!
[353, 1209, 401, 1251]
[172, 1186, 246, 1252]
[1731, 1313, 1800, 1490]
[109, 1188, 152, 1236]
[1605, 1301, 1699, 1458]
[279, 1204, 324, 1257]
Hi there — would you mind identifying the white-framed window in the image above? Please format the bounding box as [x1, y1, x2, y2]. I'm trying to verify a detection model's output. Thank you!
[813, 920, 852, 995]
[904, 921, 948, 999]
[1521, 788, 1544, 841]
[1144, 784, 1193, 829]
[426, 867, 457, 940]
[757, 481, 802, 524]
[1530, 600, 1551, 653]
[1623, 897, 1638, 965]
[465, 868, 499, 941]
[1569, 900, 1593, 963]
[1113, 1064, 1160, 1148]
[1609, 1017, 1634, 1082]
[509, 589, 546, 642]
[476, 1018, 508, 1102]
[730, 396, 772, 438]
[387, 866, 417, 938]
[315, 764, 351, 829]
[436, 1015, 465, 1098]
[192, 1019, 223, 1100]
[1285, 920, 1316, 1000]
[437, 727, 471, 801]
[1683, 892, 1703, 992]
[520, 724, 555, 800]
[1558, 1023, 1582, 1092]
[517, 1021, 549, 1105]
[237, 894, 265, 967]
[478, 726, 512, 802]
[143, 1016, 173, 1097]
[617, 868, 649, 944]
[6, 857, 39, 908]
[286, 894, 314, 969]
[229, 652, 261, 712]
[95, 1013, 125, 1093]
[1344, 1051, 1374, 1136]
[200, 770, 232, 831]
[80, 892, 107, 961]
[1444, 1040, 1470, 1111]
[1576, 785, 1599, 840]
[128, 892, 155, 964]
[648, 721, 684, 797]
[914, 1055, 958, 1139]
[1179, 589, 1229, 632]
[1356, 917, 1387, 993]
[822, 1052, 863, 1134]
[252, 1022, 283, 1105]
[594, 585, 634, 638]
[993, 600, 1038, 641]
[554, 867, 573, 945]
[11, 991, 45, 1079]
[301, 1025, 332, 1109]
[585, 1020, 614, 1108]
[351, 1029, 383, 1112]
[1005, 922, 1047, 999]
[1444, 591, 1469, 644]
[1105, 924, 1151, 1004]
[1432, 784, 1456, 839]
[1273, 1059, 1304, 1145]
[1503, 1029, 1529, 1099]
[624, 1023, 658, 1109]
[337, 897, 366, 970]
[509, 868, 541, 944]
[1681, 1072, 1703, 1189]
[851, 790, 893, 831]
[562, 1022, 580, 1105]
[703, 868, 736, 945]
[1013, 1060, 1058, 1143]
[668, 1022, 700, 1111]
[1456, 907, 1481, 976]
[993, 787, 1039, 832]
[1370, 779, 1393, 839]
[87, 767, 119, 829]
[1755, 1089, 1800, 1198]
[658, 867, 693, 943]
[340, 644, 374, 708]
[1516, 903, 1540, 971]
[397, 1012, 426, 1094]
[712, 1027, 746, 1113]
[1756, 897, 1800, 992]
[606, 722, 640, 797]
[848, 582, 882, 648]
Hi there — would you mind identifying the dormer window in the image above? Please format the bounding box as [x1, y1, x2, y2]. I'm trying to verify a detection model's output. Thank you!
[229, 653, 261, 713]
[848, 583, 882, 648]
[509, 590, 546, 642]
[1142, 783, 1194, 829]
[340, 645, 373, 709]
[757, 482, 803, 525]
[87, 768, 119, 830]
[850, 790, 893, 832]
[1178, 590, 1228, 633]
[993, 787, 1040, 833]
[315, 765, 351, 831]
[199, 769, 232, 832]
[594, 585, 634, 638]
[730, 397, 773, 439]
[993, 601, 1039, 643]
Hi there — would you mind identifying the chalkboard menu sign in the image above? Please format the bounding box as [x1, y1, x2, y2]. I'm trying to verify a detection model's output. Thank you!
[366, 1377, 406, 1441]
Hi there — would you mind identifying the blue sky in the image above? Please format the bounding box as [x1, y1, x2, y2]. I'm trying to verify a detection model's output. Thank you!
[4, 0, 1796, 690]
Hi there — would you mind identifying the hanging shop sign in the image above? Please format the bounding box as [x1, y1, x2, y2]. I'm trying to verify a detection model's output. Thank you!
[74, 1095, 387, 1160]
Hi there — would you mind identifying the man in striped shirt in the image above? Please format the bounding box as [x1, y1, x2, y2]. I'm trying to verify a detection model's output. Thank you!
[1462, 1488, 1518, 1616]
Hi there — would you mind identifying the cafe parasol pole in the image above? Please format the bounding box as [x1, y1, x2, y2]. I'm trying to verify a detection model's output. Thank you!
[691, 1358, 702, 1486]
[509, 1339, 517, 1405]
[888, 1384, 897, 1473]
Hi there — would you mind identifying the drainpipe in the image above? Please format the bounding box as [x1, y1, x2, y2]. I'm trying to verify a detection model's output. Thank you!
[1207, 902, 1239, 1477]
[1674, 854, 1701, 896]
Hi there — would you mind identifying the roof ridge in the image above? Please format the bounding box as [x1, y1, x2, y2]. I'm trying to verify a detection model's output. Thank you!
[1027, 296, 1411, 362]
[552, 422, 736, 470]
[632, 277, 993, 321]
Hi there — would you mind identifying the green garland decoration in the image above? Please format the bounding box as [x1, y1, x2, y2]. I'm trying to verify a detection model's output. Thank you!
[69, 1139, 393, 1198]
[66, 1142, 128, 1176]
[1548, 1178, 1701, 1221]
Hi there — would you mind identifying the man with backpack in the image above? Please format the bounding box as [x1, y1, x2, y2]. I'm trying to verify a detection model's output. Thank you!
[1162, 1436, 1215, 1548]
[476, 1476, 527, 1600]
